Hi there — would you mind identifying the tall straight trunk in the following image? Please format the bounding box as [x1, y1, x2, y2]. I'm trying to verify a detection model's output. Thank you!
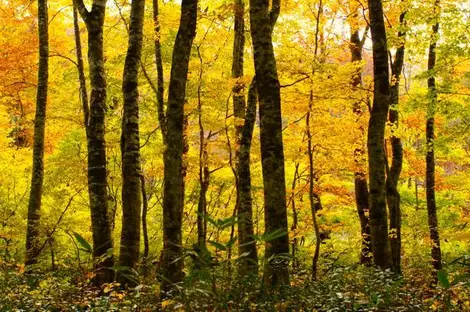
[74, 0, 114, 284]
[386, 10, 406, 275]
[349, 13, 372, 266]
[197, 69, 208, 249]
[232, 0, 258, 275]
[119, 0, 145, 282]
[161, 0, 198, 296]
[250, 0, 289, 287]
[426, 0, 442, 275]
[236, 78, 259, 274]
[25, 0, 49, 267]
[153, 0, 166, 138]
[307, 91, 321, 279]
[366, 0, 392, 269]
[141, 174, 150, 277]
[73, 8, 89, 127]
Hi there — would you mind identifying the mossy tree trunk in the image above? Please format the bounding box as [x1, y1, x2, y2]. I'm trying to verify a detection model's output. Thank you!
[161, 0, 198, 296]
[25, 0, 49, 267]
[249, 0, 289, 287]
[232, 0, 258, 276]
[74, 0, 114, 284]
[119, 0, 145, 284]
[366, 0, 392, 269]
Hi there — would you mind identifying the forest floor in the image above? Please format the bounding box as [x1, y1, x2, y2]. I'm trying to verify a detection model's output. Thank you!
[1, 262, 470, 311]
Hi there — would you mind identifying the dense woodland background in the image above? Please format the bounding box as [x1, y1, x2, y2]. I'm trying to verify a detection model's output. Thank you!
[1, 0, 470, 310]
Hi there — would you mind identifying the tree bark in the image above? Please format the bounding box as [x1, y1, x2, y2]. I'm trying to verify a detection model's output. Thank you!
[349, 11, 372, 266]
[367, 0, 392, 269]
[153, 0, 166, 138]
[249, 0, 289, 287]
[141, 174, 150, 277]
[426, 0, 442, 275]
[232, 0, 258, 276]
[25, 0, 49, 267]
[119, 0, 145, 284]
[161, 0, 198, 296]
[386, 10, 406, 275]
[74, 0, 114, 284]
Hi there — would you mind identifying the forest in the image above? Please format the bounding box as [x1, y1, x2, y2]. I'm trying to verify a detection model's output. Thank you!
[1, 0, 470, 310]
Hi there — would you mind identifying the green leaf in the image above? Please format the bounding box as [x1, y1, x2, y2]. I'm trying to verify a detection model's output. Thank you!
[73, 232, 92, 253]
[261, 229, 287, 242]
[208, 240, 226, 251]
[437, 269, 450, 289]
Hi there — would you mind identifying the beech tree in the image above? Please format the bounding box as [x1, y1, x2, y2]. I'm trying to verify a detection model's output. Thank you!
[25, 0, 48, 267]
[119, 0, 145, 282]
[249, 0, 289, 286]
[74, 0, 114, 284]
[161, 0, 198, 295]
[367, 0, 392, 269]
[232, 0, 258, 275]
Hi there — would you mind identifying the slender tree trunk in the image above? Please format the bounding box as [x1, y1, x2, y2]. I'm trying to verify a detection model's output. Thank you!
[290, 163, 300, 272]
[232, 0, 258, 276]
[386, 10, 406, 275]
[349, 13, 372, 266]
[367, 0, 392, 269]
[141, 174, 150, 277]
[119, 0, 145, 284]
[73, 7, 89, 127]
[250, 0, 289, 287]
[153, 0, 166, 138]
[426, 0, 442, 275]
[161, 0, 198, 296]
[236, 78, 259, 275]
[25, 0, 49, 267]
[307, 91, 321, 279]
[74, 0, 114, 284]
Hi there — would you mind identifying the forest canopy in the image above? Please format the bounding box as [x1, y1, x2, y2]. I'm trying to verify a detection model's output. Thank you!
[1, 0, 470, 310]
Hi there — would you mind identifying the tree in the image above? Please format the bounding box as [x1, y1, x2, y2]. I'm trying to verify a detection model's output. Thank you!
[74, 0, 114, 284]
[232, 0, 258, 276]
[161, 0, 198, 296]
[249, 0, 289, 286]
[426, 0, 442, 276]
[348, 2, 372, 266]
[366, 0, 392, 269]
[119, 0, 145, 282]
[386, 8, 407, 275]
[25, 0, 48, 267]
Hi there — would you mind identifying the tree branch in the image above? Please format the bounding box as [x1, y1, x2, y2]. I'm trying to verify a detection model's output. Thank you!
[73, 0, 89, 22]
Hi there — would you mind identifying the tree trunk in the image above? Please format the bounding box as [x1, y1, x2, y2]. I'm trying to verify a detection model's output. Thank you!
[426, 0, 442, 275]
[119, 0, 145, 284]
[249, 0, 289, 287]
[232, 0, 258, 276]
[141, 174, 150, 277]
[386, 10, 406, 275]
[161, 0, 198, 296]
[25, 0, 48, 267]
[366, 0, 392, 269]
[307, 91, 321, 279]
[74, 0, 114, 284]
[153, 0, 166, 138]
[236, 78, 259, 275]
[349, 12, 372, 266]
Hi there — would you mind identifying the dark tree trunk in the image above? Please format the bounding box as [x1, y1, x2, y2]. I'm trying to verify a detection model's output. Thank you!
[161, 0, 198, 296]
[366, 0, 392, 269]
[141, 174, 150, 277]
[232, 0, 258, 276]
[290, 163, 300, 271]
[386, 10, 406, 275]
[73, 7, 89, 127]
[119, 0, 145, 284]
[74, 0, 114, 284]
[236, 78, 259, 275]
[426, 0, 442, 275]
[25, 0, 49, 267]
[349, 14, 372, 266]
[153, 0, 166, 138]
[307, 91, 321, 279]
[249, 0, 289, 287]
